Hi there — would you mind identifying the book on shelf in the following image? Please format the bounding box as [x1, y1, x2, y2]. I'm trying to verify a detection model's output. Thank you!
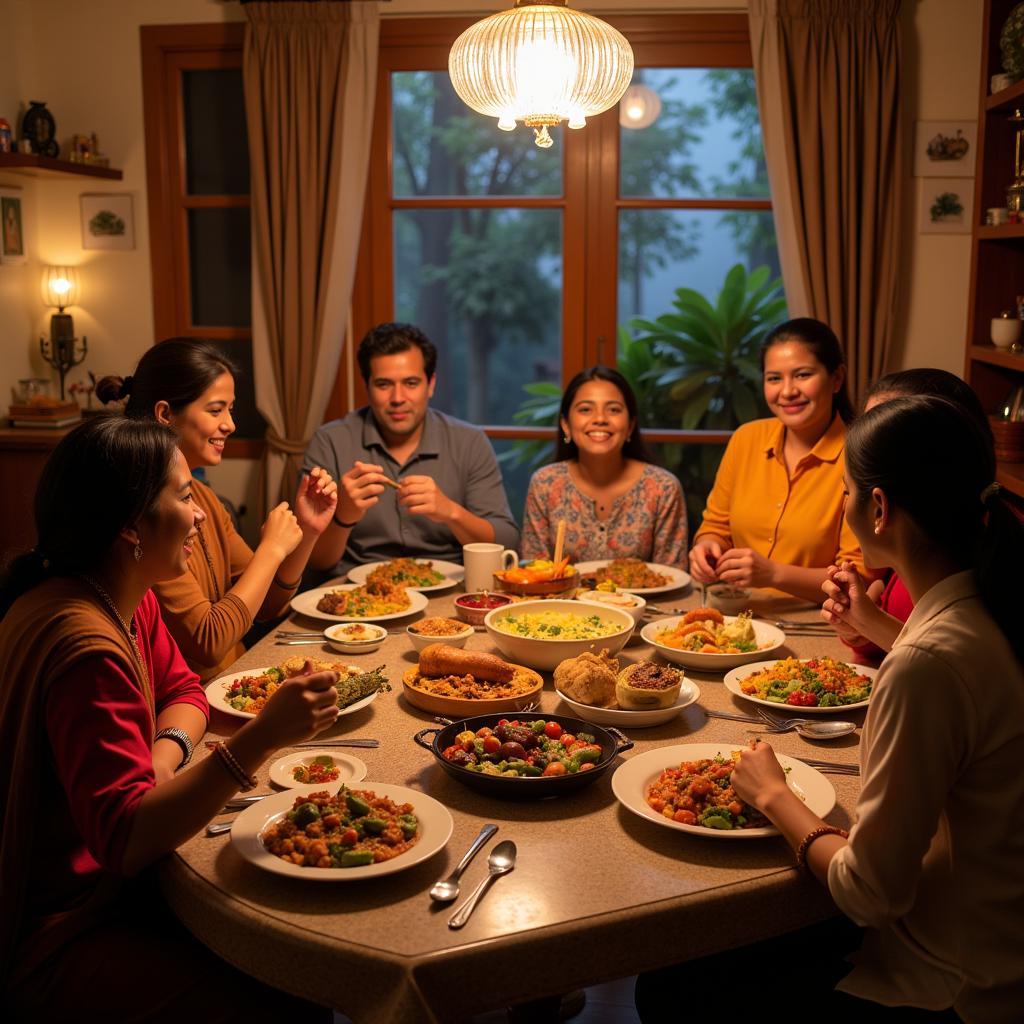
[9, 415, 82, 429]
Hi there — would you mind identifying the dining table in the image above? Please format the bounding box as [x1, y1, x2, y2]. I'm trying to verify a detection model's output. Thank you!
[160, 581, 866, 1023]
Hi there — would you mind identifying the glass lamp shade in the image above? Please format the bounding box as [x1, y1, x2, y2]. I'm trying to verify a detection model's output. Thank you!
[42, 265, 80, 311]
[619, 82, 662, 130]
[448, 0, 634, 148]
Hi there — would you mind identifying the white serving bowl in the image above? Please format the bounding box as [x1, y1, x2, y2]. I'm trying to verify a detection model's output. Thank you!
[574, 589, 647, 626]
[706, 584, 753, 616]
[640, 615, 786, 671]
[484, 599, 634, 672]
[405, 620, 474, 653]
[324, 622, 387, 654]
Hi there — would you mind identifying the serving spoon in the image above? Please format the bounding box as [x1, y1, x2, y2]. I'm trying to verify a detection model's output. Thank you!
[448, 840, 517, 929]
[429, 823, 498, 903]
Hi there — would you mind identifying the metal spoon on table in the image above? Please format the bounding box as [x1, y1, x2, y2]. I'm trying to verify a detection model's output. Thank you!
[429, 824, 498, 903]
[754, 707, 857, 740]
[448, 840, 517, 929]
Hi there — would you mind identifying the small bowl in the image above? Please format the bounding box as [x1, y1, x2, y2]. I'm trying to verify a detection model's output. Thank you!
[493, 572, 578, 598]
[406, 619, 475, 652]
[324, 622, 387, 654]
[454, 591, 514, 627]
[707, 584, 753, 616]
[575, 589, 647, 626]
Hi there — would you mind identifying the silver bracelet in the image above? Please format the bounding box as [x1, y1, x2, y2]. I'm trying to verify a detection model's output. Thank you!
[155, 726, 194, 768]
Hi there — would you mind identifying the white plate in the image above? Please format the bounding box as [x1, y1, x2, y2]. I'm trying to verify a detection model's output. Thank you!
[346, 559, 464, 592]
[205, 666, 377, 722]
[230, 783, 453, 880]
[574, 560, 692, 596]
[268, 750, 368, 789]
[291, 584, 429, 622]
[611, 743, 836, 839]
[555, 677, 701, 728]
[724, 659, 878, 713]
[640, 615, 786, 671]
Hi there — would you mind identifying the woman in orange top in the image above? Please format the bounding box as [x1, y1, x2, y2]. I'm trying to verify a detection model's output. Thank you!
[689, 318, 866, 604]
[97, 340, 338, 681]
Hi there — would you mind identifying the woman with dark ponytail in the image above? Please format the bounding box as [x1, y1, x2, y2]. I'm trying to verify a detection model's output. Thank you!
[97, 339, 338, 682]
[719, 395, 1024, 1018]
[0, 417, 335, 1019]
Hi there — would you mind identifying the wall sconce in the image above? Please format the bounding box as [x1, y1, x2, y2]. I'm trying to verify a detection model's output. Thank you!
[39, 265, 87, 400]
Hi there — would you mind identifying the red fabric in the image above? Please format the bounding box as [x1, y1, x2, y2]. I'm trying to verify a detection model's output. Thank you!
[28, 591, 207, 920]
[845, 572, 914, 664]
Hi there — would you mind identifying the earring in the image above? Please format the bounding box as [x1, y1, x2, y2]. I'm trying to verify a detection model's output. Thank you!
[626, 433, 633, 443]
[134, 543, 143, 562]
[563, 435, 572, 444]
[873, 525, 881, 536]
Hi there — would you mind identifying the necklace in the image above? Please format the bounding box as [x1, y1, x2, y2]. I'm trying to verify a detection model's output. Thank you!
[81, 574, 150, 692]
[197, 526, 223, 602]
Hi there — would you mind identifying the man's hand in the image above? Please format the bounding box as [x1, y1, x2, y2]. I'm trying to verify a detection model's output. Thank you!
[336, 461, 390, 525]
[398, 475, 457, 524]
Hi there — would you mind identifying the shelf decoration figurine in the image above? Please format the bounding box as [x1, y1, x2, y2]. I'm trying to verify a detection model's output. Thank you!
[20, 100, 59, 158]
[1007, 109, 1024, 218]
[39, 266, 87, 400]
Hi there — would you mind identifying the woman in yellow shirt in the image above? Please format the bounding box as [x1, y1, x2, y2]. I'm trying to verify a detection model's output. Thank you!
[689, 318, 866, 604]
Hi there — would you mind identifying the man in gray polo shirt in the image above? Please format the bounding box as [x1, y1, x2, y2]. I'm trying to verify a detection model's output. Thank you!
[305, 322, 518, 574]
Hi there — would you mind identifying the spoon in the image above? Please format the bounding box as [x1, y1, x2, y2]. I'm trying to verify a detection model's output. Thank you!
[448, 840, 517, 929]
[430, 824, 498, 903]
[760, 716, 857, 740]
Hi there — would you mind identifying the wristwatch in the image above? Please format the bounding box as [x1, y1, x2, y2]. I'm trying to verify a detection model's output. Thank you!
[155, 726, 194, 768]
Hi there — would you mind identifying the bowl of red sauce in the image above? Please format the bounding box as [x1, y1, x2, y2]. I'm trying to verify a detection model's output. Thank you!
[454, 591, 514, 627]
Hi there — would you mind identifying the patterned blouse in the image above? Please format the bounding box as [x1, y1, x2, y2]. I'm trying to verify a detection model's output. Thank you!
[520, 461, 687, 566]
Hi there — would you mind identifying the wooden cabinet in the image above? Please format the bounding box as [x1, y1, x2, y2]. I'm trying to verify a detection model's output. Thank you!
[0, 426, 73, 557]
[967, 1, 1024, 498]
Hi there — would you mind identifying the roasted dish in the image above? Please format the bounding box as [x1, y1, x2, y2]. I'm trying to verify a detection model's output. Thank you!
[225, 661, 390, 715]
[654, 608, 760, 654]
[316, 580, 411, 617]
[404, 644, 540, 701]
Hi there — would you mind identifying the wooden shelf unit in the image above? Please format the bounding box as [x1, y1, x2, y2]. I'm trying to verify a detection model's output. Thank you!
[0, 153, 122, 180]
[966, 1, 1024, 498]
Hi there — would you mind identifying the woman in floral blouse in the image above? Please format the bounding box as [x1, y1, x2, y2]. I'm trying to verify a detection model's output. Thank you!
[521, 366, 686, 565]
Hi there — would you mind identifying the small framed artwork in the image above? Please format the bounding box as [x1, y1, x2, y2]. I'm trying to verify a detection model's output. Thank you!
[0, 187, 27, 264]
[919, 177, 976, 234]
[914, 120, 977, 177]
[80, 192, 135, 250]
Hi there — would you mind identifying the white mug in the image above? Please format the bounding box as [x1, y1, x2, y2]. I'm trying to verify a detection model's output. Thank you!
[463, 542, 518, 593]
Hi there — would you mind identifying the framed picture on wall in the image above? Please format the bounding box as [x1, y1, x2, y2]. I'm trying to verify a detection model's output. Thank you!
[914, 121, 977, 177]
[0, 187, 27, 264]
[80, 192, 135, 250]
[919, 177, 975, 234]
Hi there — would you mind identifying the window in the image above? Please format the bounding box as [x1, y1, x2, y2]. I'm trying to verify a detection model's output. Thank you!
[349, 15, 780, 521]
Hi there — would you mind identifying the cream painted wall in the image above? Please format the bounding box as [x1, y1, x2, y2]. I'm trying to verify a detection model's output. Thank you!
[895, 0, 983, 375]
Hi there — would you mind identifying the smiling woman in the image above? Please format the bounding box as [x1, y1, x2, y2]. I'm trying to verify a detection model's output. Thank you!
[97, 339, 340, 682]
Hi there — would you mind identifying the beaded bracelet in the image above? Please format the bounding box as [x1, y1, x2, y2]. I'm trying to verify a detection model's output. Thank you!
[205, 740, 257, 792]
[795, 825, 849, 871]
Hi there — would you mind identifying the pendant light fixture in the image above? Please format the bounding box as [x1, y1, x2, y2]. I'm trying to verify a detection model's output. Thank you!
[448, 1, 634, 149]
[619, 82, 662, 130]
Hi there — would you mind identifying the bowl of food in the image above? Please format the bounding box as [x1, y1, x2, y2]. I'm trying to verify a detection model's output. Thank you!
[453, 591, 514, 627]
[493, 558, 578, 598]
[324, 622, 388, 654]
[552, 651, 699, 727]
[402, 643, 542, 716]
[707, 584, 753, 616]
[640, 607, 785, 671]
[484, 599, 635, 671]
[575, 588, 647, 625]
[406, 617, 475, 652]
[413, 711, 633, 799]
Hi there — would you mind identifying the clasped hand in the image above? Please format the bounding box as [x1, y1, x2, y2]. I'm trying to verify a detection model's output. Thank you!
[337, 461, 455, 525]
[821, 561, 884, 645]
[689, 538, 776, 589]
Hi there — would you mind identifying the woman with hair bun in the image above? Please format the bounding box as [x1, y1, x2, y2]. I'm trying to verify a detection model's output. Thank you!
[0, 416, 335, 1019]
[689, 317, 869, 603]
[97, 339, 338, 682]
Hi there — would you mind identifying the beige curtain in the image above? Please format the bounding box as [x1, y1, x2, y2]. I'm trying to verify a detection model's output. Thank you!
[244, 0, 379, 511]
[748, 0, 902, 403]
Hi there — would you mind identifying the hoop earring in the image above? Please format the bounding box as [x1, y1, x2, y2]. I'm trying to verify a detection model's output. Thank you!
[134, 543, 143, 562]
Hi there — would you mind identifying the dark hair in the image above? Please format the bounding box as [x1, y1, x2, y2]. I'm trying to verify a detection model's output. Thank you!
[759, 317, 855, 424]
[95, 338, 238, 419]
[357, 322, 437, 383]
[865, 368, 991, 440]
[555, 365, 656, 463]
[0, 417, 178, 619]
[846, 395, 1023, 661]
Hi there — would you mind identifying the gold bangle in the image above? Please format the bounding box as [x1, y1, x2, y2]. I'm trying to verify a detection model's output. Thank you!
[205, 740, 257, 792]
[795, 825, 849, 871]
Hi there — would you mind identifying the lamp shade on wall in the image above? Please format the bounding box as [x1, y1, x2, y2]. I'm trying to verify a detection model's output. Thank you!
[449, 0, 634, 148]
[42, 265, 80, 311]
[619, 82, 661, 130]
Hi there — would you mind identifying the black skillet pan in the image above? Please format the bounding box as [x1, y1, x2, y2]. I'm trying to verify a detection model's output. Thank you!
[414, 711, 633, 800]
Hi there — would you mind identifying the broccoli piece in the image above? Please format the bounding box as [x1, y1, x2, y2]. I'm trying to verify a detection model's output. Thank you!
[698, 805, 735, 829]
[819, 692, 840, 707]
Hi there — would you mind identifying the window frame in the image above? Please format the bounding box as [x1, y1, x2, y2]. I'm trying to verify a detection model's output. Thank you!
[343, 12, 767, 448]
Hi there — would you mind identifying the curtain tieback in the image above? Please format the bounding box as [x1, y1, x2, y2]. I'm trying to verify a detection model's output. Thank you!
[264, 428, 308, 457]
